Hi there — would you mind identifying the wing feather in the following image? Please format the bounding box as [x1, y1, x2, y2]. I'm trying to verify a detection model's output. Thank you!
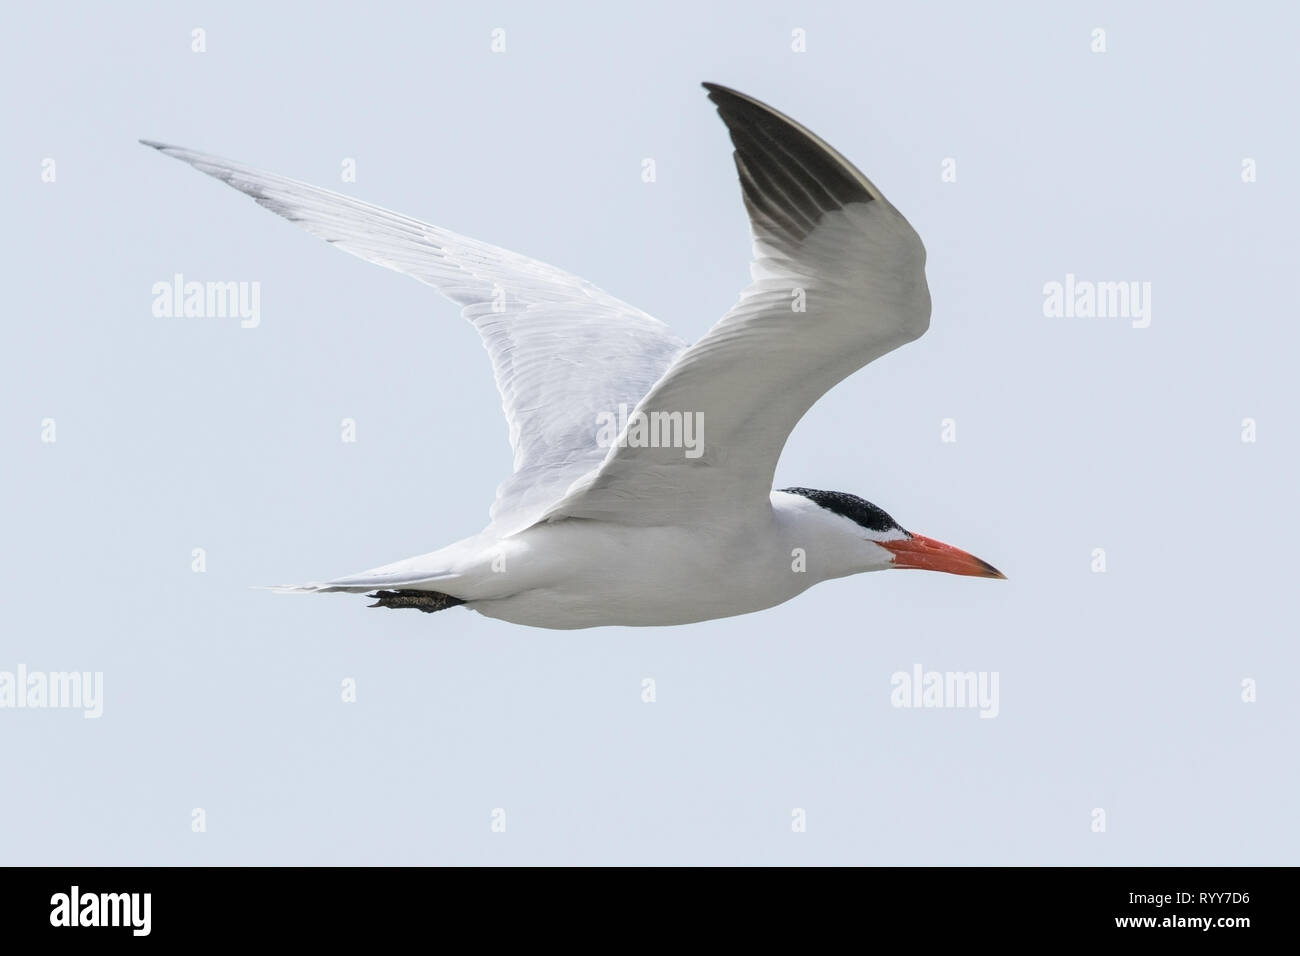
[546, 84, 930, 526]
[142, 141, 685, 533]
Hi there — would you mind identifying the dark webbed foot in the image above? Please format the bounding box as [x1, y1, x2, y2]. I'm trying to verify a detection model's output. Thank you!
[367, 589, 465, 613]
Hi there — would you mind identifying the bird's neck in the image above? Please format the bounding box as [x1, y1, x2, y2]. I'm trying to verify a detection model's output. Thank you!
[769, 491, 890, 581]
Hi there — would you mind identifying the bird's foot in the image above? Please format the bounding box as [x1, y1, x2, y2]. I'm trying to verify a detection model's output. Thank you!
[367, 589, 465, 613]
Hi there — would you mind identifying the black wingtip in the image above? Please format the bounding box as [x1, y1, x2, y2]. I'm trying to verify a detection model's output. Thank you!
[138, 139, 166, 150]
[701, 82, 746, 106]
[700, 82, 878, 242]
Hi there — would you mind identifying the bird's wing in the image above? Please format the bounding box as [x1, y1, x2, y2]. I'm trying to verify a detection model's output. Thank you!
[544, 84, 932, 526]
[142, 141, 687, 535]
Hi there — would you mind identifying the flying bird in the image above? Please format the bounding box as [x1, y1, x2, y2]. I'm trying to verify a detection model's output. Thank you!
[143, 83, 1004, 629]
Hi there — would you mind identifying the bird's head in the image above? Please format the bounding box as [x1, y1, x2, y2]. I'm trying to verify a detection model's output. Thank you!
[777, 487, 1005, 579]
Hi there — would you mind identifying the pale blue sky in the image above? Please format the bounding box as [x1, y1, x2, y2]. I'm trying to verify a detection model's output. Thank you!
[2, 1, 1296, 864]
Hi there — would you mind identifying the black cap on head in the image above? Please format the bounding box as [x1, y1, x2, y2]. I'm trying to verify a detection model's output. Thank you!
[779, 487, 908, 535]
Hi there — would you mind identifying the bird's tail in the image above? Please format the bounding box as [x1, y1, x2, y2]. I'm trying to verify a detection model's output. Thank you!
[259, 570, 462, 595]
